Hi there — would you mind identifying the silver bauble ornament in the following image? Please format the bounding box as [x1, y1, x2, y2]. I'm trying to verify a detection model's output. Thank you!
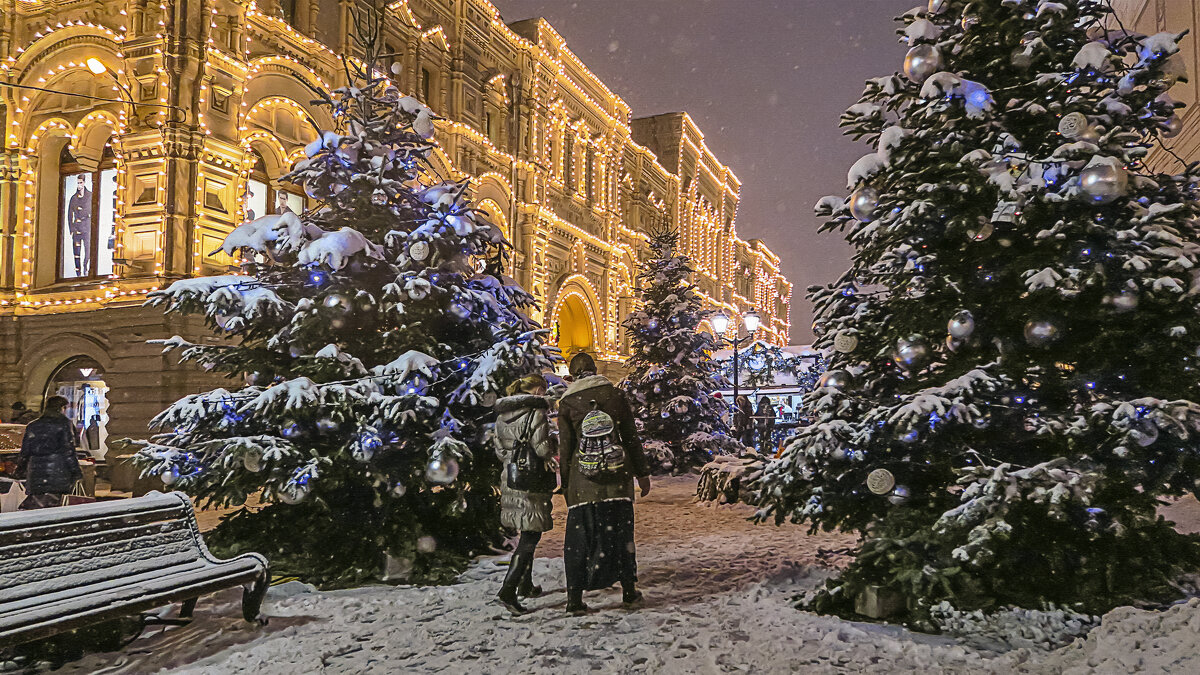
[1024, 319, 1060, 347]
[948, 310, 976, 339]
[831, 448, 847, 461]
[1163, 116, 1184, 138]
[244, 371, 264, 386]
[903, 44, 943, 84]
[945, 335, 964, 352]
[833, 332, 859, 353]
[425, 455, 460, 484]
[892, 335, 931, 371]
[390, 481, 407, 497]
[818, 369, 852, 390]
[867, 468, 896, 495]
[1111, 290, 1138, 312]
[481, 391, 498, 407]
[1057, 112, 1089, 139]
[1079, 161, 1128, 203]
[1131, 420, 1159, 447]
[160, 465, 180, 486]
[451, 496, 469, 515]
[243, 450, 263, 473]
[408, 240, 431, 261]
[416, 536, 438, 553]
[289, 345, 305, 358]
[323, 293, 352, 310]
[849, 186, 880, 222]
[928, 0, 948, 14]
[888, 484, 911, 505]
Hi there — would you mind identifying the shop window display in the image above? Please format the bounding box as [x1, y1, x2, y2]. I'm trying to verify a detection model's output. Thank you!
[59, 147, 118, 280]
[47, 356, 109, 459]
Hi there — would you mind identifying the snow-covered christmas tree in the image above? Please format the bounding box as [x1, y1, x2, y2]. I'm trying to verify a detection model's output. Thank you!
[621, 229, 737, 473]
[756, 0, 1200, 627]
[132, 19, 555, 585]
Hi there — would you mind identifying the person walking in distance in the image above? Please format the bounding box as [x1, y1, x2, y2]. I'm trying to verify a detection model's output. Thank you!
[492, 374, 557, 615]
[16, 396, 82, 509]
[557, 353, 651, 615]
[755, 395, 776, 454]
[734, 395, 754, 448]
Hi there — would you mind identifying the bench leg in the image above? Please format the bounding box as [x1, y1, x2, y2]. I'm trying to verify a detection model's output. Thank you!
[180, 597, 198, 619]
[242, 570, 269, 625]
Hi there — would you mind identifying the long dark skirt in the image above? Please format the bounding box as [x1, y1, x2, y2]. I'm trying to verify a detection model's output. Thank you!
[564, 499, 637, 591]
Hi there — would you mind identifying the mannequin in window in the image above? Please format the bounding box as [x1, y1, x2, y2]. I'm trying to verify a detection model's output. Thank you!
[244, 188, 257, 221]
[276, 191, 295, 215]
[67, 181, 93, 276]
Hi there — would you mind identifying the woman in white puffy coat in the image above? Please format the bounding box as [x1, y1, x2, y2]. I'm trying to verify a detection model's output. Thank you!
[493, 374, 556, 614]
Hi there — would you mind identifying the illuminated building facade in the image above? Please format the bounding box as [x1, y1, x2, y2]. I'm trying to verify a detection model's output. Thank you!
[0, 0, 792, 447]
[1111, 0, 1200, 168]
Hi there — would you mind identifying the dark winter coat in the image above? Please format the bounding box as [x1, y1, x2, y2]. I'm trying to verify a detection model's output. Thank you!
[493, 395, 557, 532]
[557, 375, 649, 507]
[17, 413, 81, 495]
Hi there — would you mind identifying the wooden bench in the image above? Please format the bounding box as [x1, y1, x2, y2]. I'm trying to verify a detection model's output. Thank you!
[0, 491, 269, 647]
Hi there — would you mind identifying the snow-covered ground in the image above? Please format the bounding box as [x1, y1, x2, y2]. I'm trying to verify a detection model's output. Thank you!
[58, 477, 1200, 674]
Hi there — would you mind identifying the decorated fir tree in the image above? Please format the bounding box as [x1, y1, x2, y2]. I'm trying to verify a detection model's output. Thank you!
[756, 0, 1200, 626]
[621, 229, 735, 473]
[132, 25, 554, 585]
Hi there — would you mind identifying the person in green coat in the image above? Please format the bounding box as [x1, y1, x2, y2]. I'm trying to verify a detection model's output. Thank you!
[557, 353, 651, 615]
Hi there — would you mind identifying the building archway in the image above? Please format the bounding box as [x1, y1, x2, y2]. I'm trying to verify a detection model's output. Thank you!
[552, 293, 595, 365]
[43, 355, 109, 459]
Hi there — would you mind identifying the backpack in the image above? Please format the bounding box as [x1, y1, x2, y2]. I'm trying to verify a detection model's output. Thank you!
[575, 403, 627, 483]
[506, 411, 557, 493]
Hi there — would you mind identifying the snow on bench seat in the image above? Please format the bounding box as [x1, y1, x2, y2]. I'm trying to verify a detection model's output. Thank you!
[0, 491, 268, 647]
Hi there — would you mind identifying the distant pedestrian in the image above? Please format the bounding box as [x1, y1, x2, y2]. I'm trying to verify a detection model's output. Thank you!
[734, 395, 754, 448]
[493, 374, 557, 615]
[557, 353, 651, 615]
[755, 396, 776, 454]
[8, 402, 37, 425]
[17, 396, 81, 510]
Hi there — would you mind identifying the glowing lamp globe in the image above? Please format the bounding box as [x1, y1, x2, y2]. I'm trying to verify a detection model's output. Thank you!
[742, 311, 761, 333]
[710, 312, 731, 335]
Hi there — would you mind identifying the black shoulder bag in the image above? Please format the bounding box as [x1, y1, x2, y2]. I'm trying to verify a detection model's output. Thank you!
[506, 411, 558, 493]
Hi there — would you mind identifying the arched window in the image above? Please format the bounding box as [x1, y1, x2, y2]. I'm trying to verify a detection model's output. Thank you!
[564, 130, 575, 192]
[279, 0, 298, 25]
[45, 356, 108, 459]
[243, 152, 303, 222]
[58, 145, 117, 280]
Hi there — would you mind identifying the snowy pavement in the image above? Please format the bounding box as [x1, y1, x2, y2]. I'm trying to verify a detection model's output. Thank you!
[58, 477, 1200, 674]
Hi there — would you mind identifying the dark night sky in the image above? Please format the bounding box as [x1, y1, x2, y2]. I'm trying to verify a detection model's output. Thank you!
[494, 0, 917, 343]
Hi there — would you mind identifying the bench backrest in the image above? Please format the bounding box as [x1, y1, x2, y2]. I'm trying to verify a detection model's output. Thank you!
[0, 492, 209, 605]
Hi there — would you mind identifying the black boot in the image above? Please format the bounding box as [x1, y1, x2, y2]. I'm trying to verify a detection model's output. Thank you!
[622, 581, 644, 608]
[518, 561, 542, 598]
[497, 553, 532, 615]
[566, 588, 589, 616]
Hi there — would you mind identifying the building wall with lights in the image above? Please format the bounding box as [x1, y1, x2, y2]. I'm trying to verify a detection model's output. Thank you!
[1111, 0, 1200, 166]
[0, 0, 792, 445]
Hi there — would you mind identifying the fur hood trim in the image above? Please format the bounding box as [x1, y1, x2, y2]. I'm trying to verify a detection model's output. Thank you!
[495, 394, 550, 415]
[563, 374, 612, 398]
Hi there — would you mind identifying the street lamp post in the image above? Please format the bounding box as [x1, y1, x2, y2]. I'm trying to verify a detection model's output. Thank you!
[711, 310, 760, 439]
